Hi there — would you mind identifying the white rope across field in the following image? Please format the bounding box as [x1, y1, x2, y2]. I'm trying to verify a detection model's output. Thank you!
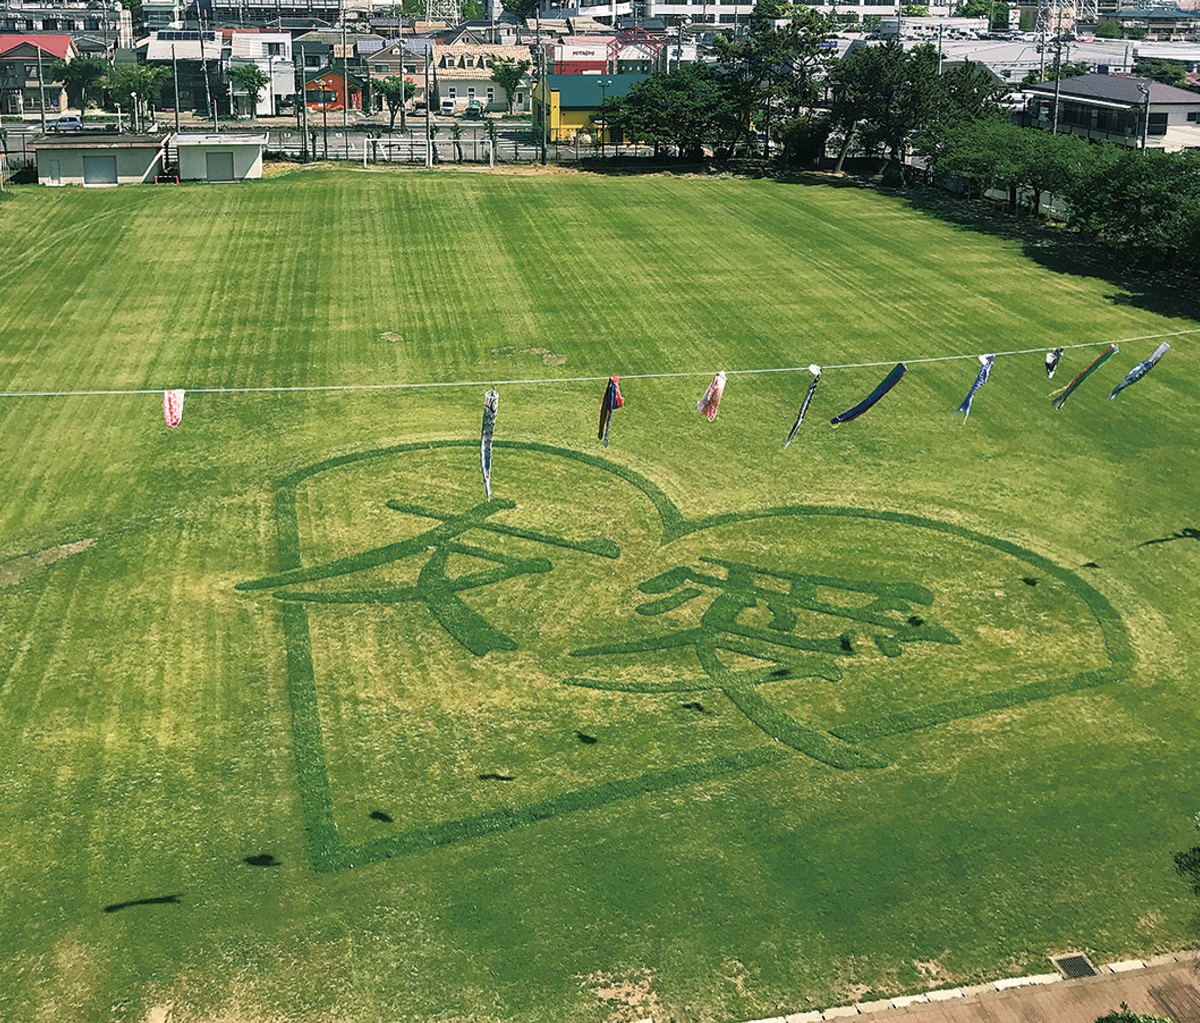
[0, 327, 1193, 400]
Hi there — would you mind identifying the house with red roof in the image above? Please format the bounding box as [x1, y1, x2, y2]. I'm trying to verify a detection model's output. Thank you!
[0, 34, 78, 116]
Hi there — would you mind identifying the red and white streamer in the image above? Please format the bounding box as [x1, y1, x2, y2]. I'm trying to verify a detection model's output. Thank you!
[163, 389, 185, 429]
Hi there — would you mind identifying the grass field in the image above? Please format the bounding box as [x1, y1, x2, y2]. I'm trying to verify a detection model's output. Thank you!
[1, 166, 1197, 1023]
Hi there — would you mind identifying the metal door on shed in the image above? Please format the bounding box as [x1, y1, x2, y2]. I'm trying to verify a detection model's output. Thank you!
[82, 155, 118, 185]
[205, 151, 235, 181]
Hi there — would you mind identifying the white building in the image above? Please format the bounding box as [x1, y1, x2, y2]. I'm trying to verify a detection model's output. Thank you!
[229, 31, 295, 116]
[32, 133, 168, 185]
[174, 133, 268, 180]
[1023, 72, 1200, 151]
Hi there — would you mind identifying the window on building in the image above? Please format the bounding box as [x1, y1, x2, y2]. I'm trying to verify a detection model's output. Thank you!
[468, 86, 476, 97]
[1148, 111, 1168, 135]
[267, 42, 284, 55]
[1187, 110, 1199, 122]
[486, 86, 494, 101]
[448, 86, 457, 97]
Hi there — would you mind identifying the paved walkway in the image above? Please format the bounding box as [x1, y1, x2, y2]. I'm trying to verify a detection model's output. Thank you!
[744, 951, 1200, 1023]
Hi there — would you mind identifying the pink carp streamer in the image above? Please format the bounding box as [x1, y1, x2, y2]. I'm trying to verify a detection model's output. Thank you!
[696, 372, 726, 422]
[163, 389, 185, 429]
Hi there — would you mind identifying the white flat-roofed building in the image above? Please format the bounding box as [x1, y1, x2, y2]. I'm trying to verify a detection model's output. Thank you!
[174, 132, 268, 181]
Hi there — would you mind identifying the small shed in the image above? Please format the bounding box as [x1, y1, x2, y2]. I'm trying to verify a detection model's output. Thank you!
[174, 133, 268, 182]
[32, 133, 167, 186]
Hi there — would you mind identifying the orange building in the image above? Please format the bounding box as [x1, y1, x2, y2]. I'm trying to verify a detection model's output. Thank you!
[303, 67, 365, 112]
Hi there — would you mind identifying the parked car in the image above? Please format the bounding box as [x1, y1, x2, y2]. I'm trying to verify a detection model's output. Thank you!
[463, 99, 484, 119]
[440, 97, 457, 116]
[46, 115, 84, 133]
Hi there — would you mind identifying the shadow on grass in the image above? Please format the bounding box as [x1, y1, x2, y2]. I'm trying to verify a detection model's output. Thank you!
[102, 894, 182, 913]
[575, 156, 1198, 320]
[878, 184, 1200, 324]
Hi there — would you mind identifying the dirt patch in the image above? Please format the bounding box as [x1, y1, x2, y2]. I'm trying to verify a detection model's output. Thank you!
[914, 959, 945, 980]
[142, 1004, 173, 1023]
[523, 346, 567, 366]
[585, 968, 662, 1023]
[378, 331, 405, 343]
[0, 538, 94, 587]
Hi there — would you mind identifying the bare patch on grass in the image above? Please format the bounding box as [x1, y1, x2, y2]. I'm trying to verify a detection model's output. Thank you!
[0, 538, 94, 587]
[584, 968, 662, 1023]
[523, 346, 567, 366]
[378, 331, 404, 343]
[142, 1003, 173, 1023]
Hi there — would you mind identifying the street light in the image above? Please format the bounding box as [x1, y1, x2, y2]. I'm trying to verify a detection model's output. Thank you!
[597, 76, 613, 157]
[1137, 80, 1151, 149]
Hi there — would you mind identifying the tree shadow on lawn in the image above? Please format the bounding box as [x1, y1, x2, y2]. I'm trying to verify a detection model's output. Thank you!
[878, 184, 1200, 323]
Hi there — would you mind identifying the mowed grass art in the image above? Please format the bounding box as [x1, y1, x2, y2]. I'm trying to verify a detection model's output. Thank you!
[0, 169, 1197, 1023]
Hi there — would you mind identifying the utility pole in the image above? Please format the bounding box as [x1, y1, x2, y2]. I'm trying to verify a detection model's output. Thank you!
[424, 55, 432, 166]
[35, 42, 46, 133]
[536, 6, 546, 164]
[173, 45, 181, 133]
[341, 16, 349, 159]
[200, 22, 217, 130]
[1050, 1, 1062, 131]
[300, 46, 310, 160]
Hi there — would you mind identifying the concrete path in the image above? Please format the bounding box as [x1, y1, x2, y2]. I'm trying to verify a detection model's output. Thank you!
[744, 951, 1200, 1023]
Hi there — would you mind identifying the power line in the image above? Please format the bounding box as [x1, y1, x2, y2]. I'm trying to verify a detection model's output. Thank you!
[0, 328, 1193, 401]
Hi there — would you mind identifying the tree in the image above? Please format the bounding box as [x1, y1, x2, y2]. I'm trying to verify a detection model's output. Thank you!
[1020, 60, 1092, 86]
[490, 56, 531, 114]
[1134, 57, 1189, 89]
[604, 63, 740, 157]
[713, 0, 836, 146]
[450, 120, 464, 162]
[902, 4, 930, 14]
[378, 75, 416, 130]
[1094, 1003, 1176, 1023]
[1095, 19, 1121, 37]
[101, 64, 171, 123]
[954, 0, 1010, 27]
[226, 64, 271, 117]
[50, 56, 108, 112]
[500, 0, 540, 22]
[828, 42, 944, 182]
[1065, 147, 1200, 269]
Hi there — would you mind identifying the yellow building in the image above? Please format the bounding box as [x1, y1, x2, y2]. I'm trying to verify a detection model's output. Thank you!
[531, 73, 648, 144]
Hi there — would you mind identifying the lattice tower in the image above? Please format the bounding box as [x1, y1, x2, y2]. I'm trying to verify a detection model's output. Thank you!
[1035, 0, 1098, 37]
[426, 0, 460, 23]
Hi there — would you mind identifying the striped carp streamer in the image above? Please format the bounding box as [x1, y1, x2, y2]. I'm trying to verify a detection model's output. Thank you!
[1051, 344, 1118, 410]
[830, 363, 906, 426]
[1110, 342, 1169, 400]
[597, 376, 624, 447]
[1045, 347, 1064, 379]
[481, 388, 498, 499]
[163, 389, 185, 429]
[784, 365, 821, 447]
[954, 354, 994, 420]
[696, 372, 726, 422]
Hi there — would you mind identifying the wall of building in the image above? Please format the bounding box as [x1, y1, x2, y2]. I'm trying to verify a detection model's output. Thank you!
[177, 143, 264, 180]
[37, 145, 163, 185]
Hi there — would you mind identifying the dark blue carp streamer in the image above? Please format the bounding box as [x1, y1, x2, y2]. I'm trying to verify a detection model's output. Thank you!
[481, 389, 498, 498]
[784, 366, 821, 447]
[597, 376, 624, 447]
[954, 354, 994, 420]
[830, 363, 906, 426]
[1046, 347, 1064, 379]
[1051, 344, 1117, 410]
[1110, 342, 1169, 400]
